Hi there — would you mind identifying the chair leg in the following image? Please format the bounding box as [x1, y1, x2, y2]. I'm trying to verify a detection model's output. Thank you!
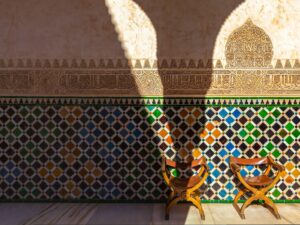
[167, 191, 175, 202]
[234, 189, 245, 205]
[240, 196, 256, 219]
[165, 196, 181, 220]
[188, 195, 205, 220]
[233, 190, 245, 218]
[165, 191, 176, 220]
[262, 196, 281, 219]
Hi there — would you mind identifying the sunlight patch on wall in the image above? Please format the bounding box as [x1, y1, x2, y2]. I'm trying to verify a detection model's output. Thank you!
[213, 0, 300, 61]
[105, 0, 162, 96]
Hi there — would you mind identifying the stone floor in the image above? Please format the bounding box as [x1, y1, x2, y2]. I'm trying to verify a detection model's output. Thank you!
[0, 203, 299, 225]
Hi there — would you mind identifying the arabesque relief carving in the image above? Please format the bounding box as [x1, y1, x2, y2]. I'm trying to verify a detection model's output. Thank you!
[0, 19, 299, 97]
[225, 19, 273, 68]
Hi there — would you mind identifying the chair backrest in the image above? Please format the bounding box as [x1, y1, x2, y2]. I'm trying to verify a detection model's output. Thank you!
[165, 156, 206, 170]
[230, 156, 268, 166]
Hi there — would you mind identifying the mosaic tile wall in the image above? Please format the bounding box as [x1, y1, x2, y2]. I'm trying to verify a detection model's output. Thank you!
[0, 98, 299, 201]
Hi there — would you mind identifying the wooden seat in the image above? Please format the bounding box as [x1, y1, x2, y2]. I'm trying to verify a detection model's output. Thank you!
[244, 175, 273, 186]
[230, 156, 284, 219]
[170, 176, 201, 189]
[162, 155, 209, 220]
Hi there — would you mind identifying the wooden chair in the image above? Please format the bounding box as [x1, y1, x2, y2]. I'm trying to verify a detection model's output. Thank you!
[162, 154, 209, 220]
[230, 156, 284, 219]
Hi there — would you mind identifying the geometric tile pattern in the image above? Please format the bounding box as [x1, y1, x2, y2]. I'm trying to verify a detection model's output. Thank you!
[0, 102, 299, 201]
[0, 96, 300, 106]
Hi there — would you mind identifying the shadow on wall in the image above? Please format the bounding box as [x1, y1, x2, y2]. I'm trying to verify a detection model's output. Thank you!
[133, 0, 244, 155]
[130, 0, 244, 222]
[0, 0, 242, 220]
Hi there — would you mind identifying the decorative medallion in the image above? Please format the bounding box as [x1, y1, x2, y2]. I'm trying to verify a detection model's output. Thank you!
[225, 19, 273, 68]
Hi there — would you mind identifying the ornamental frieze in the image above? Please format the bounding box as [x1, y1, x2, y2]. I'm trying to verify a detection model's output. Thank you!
[0, 20, 299, 97]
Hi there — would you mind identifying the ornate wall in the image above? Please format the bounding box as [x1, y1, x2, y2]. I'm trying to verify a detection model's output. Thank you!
[0, 0, 299, 202]
[0, 0, 300, 96]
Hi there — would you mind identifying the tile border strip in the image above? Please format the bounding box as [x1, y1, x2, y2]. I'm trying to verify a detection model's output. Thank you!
[0, 96, 299, 107]
[0, 58, 300, 69]
[0, 199, 299, 204]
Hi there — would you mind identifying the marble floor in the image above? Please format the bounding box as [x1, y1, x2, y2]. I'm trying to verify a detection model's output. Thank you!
[0, 203, 299, 225]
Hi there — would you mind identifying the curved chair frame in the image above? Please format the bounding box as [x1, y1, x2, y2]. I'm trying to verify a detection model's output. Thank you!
[162, 155, 209, 220]
[230, 156, 284, 219]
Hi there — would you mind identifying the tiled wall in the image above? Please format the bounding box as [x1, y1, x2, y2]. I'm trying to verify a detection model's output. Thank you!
[0, 97, 299, 201]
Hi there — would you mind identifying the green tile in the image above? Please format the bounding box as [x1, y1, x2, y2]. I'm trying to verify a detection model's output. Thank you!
[170, 168, 180, 177]
[12, 127, 22, 137]
[259, 149, 268, 157]
[146, 115, 155, 124]
[26, 181, 34, 189]
[246, 123, 255, 132]
[246, 136, 254, 144]
[272, 189, 281, 198]
[126, 175, 134, 184]
[133, 168, 141, 177]
[266, 142, 274, 151]
[46, 135, 55, 143]
[33, 149, 42, 157]
[46, 121, 55, 129]
[32, 189, 41, 197]
[26, 141, 34, 149]
[239, 129, 247, 138]
[119, 168, 127, 177]
[19, 188, 28, 196]
[7, 134, 15, 143]
[145, 182, 154, 190]
[7, 121, 15, 129]
[0, 128, 8, 136]
[252, 129, 261, 138]
[146, 155, 155, 163]
[20, 148, 28, 157]
[153, 149, 161, 157]
[138, 189, 147, 196]
[26, 115, 35, 123]
[285, 122, 294, 132]
[266, 116, 275, 125]
[285, 136, 294, 145]
[139, 148, 148, 157]
[139, 109, 148, 117]
[153, 109, 162, 118]
[146, 142, 155, 150]
[53, 128, 62, 137]
[153, 189, 161, 197]
[272, 149, 281, 158]
[19, 108, 29, 117]
[292, 129, 300, 138]
[25, 155, 34, 163]
[126, 162, 134, 170]
[33, 108, 42, 117]
[272, 109, 281, 118]
[259, 109, 268, 118]
[40, 128, 48, 137]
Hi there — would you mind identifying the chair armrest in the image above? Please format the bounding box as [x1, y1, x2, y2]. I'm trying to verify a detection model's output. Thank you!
[161, 154, 167, 172]
[198, 157, 209, 172]
[268, 156, 285, 172]
[230, 162, 241, 172]
[161, 154, 170, 186]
